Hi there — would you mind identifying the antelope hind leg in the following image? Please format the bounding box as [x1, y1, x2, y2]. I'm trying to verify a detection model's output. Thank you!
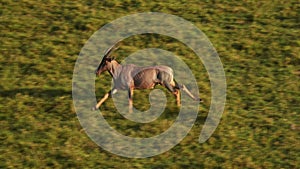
[173, 89, 181, 106]
[128, 87, 134, 113]
[165, 80, 181, 106]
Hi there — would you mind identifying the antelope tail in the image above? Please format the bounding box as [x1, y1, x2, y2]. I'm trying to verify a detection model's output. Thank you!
[174, 80, 202, 102]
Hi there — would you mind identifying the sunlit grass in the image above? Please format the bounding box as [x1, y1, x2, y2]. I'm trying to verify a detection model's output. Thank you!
[1, 0, 299, 168]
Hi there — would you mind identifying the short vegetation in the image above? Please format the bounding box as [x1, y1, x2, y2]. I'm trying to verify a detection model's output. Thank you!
[0, 0, 299, 168]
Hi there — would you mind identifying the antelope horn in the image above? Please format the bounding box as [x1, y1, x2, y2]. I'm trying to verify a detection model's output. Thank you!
[103, 40, 122, 59]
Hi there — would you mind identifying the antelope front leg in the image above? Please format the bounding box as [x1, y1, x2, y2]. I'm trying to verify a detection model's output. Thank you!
[92, 89, 117, 110]
[128, 87, 134, 113]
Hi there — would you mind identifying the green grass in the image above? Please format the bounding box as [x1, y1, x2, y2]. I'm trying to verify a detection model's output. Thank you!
[1, 0, 299, 168]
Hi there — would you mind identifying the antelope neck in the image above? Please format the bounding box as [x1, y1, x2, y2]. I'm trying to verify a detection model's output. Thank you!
[108, 62, 122, 80]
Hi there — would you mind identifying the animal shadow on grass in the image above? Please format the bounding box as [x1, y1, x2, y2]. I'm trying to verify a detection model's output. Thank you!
[1, 88, 71, 99]
[1, 88, 73, 118]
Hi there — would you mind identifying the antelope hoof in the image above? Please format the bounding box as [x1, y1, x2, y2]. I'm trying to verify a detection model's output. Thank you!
[91, 106, 98, 111]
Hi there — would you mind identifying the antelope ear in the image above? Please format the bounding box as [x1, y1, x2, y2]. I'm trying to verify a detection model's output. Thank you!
[106, 58, 113, 62]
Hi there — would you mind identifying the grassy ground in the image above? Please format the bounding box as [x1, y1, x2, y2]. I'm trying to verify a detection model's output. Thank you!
[1, 0, 299, 168]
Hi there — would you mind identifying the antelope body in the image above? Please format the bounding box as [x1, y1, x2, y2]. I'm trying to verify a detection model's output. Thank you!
[93, 42, 201, 112]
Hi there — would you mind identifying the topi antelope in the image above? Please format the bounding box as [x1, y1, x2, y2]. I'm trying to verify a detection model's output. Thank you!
[92, 41, 202, 112]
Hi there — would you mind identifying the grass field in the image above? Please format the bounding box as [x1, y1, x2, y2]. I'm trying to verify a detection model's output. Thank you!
[1, 0, 299, 168]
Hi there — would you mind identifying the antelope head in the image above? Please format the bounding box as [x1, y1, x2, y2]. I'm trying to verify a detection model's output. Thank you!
[95, 40, 120, 76]
[95, 57, 116, 75]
